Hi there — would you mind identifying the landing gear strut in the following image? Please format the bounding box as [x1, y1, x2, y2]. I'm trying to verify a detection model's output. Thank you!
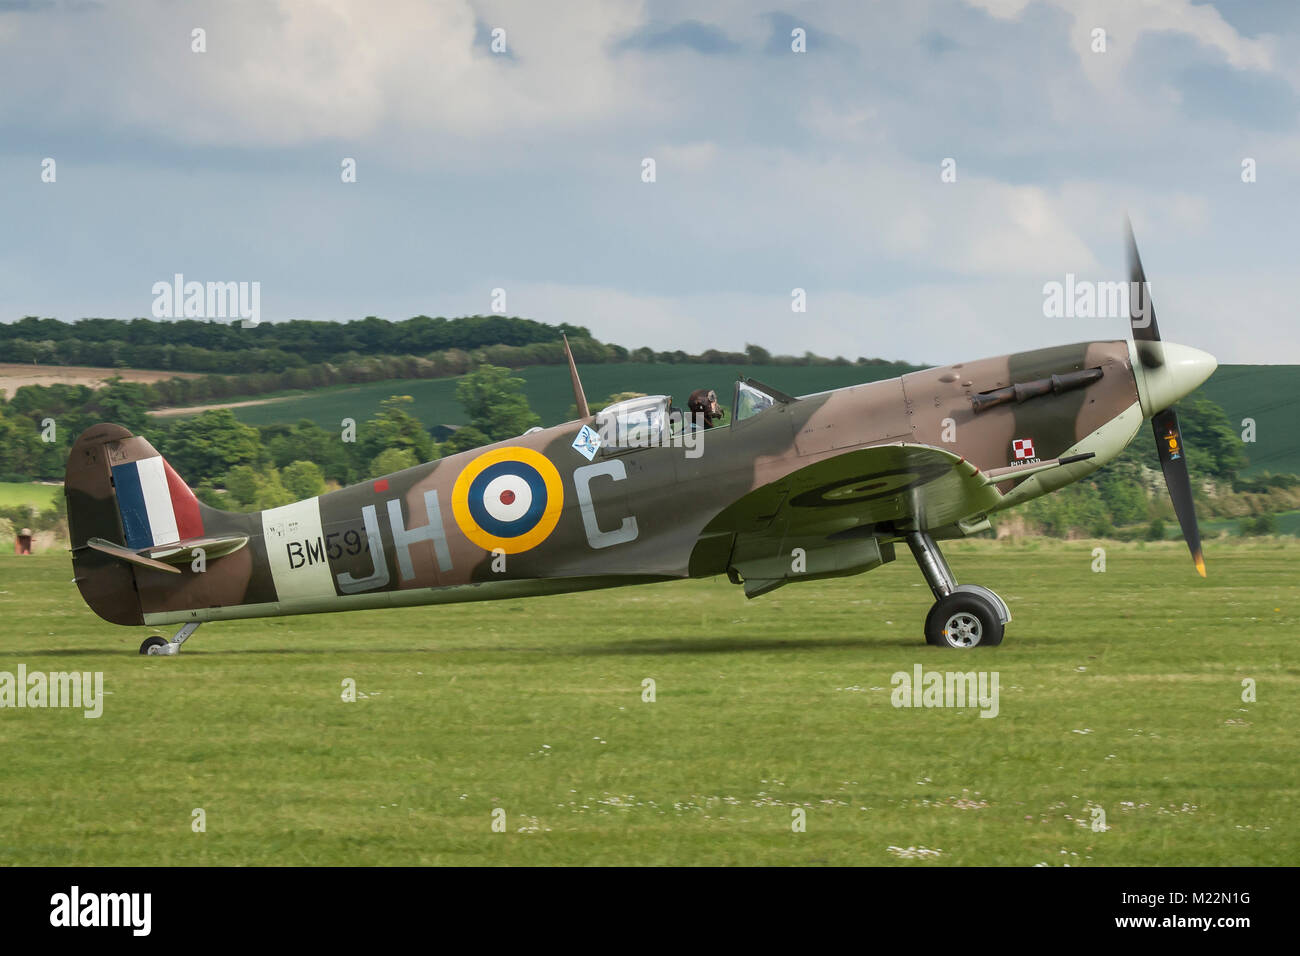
[140, 622, 200, 656]
[905, 531, 1009, 648]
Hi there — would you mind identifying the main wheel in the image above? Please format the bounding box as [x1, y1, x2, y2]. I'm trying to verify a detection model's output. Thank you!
[139, 635, 168, 655]
[924, 591, 1004, 648]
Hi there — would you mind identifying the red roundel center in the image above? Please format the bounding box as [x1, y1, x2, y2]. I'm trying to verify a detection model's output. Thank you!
[499, 489, 516, 505]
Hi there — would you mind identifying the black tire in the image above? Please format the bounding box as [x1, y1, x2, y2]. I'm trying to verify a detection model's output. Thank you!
[924, 592, 1004, 648]
[139, 635, 168, 655]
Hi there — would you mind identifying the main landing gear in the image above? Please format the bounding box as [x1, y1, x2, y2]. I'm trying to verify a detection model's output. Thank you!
[905, 531, 1010, 648]
[140, 622, 200, 656]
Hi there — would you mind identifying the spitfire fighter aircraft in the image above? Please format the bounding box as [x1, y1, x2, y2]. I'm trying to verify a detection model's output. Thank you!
[67, 226, 1216, 651]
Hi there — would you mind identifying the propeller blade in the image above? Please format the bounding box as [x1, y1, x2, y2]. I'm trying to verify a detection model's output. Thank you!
[1152, 406, 1206, 577]
[1125, 217, 1164, 367]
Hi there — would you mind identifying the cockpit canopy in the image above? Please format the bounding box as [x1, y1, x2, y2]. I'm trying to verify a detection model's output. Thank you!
[733, 380, 776, 422]
[594, 394, 672, 448]
[592, 380, 789, 450]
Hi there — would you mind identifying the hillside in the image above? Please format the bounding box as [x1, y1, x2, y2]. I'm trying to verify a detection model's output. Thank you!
[226, 361, 925, 432]
[216, 361, 1300, 477]
[1192, 365, 1298, 476]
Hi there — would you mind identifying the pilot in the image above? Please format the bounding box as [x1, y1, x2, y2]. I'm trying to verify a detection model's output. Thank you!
[686, 388, 723, 429]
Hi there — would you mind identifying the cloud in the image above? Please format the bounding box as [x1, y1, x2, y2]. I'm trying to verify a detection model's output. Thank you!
[919, 30, 961, 55]
[963, 0, 1277, 82]
[1, 0, 1298, 364]
[0, 0, 649, 149]
[473, 19, 517, 60]
[1176, 60, 1299, 129]
[762, 11, 854, 55]
[616, 19, 740, 54]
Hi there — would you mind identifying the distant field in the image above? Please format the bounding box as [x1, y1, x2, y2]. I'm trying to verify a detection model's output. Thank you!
[0, 539, 1294, 865]
[92, 353, 1297, 478]
[1197, 365, 1300, 476]
[227, 362, 923, 428]
[212, 362, 1298, 476]
[1201, 509, 1300, 537]
[149, 395, 298, 418]
[0, 362, 199, 397]
[0, 482, 60, 511]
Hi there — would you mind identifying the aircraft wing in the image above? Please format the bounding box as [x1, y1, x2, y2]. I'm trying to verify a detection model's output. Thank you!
[705, 443, 1007, 597]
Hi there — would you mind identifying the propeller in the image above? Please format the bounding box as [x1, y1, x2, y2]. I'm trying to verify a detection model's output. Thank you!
[1152, 407, 1206, 577]
[1126, 216, 1164, 369]
[1126, 218, 1206, 577]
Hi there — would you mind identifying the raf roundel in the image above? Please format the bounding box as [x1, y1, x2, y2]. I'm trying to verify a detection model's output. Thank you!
[451, 447, 565, 554]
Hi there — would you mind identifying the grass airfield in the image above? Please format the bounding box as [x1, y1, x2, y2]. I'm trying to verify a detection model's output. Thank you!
[0, 540, 1295, 866]
[0, 482, 60, 511]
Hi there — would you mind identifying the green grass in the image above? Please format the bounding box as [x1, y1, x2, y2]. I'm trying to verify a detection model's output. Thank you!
[1, 539, 1296, 865]
[0, 482, 60, 511]
[228, 362, 921, 430]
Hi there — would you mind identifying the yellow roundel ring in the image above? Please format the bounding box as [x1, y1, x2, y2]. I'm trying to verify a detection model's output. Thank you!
[451, 446, 564, 554]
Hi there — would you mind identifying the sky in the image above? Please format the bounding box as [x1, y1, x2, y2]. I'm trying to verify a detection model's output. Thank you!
[1, 0, 1298, 365]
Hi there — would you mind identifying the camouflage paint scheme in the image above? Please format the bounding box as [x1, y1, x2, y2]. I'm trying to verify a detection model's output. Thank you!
[66, 339, 1142, 630]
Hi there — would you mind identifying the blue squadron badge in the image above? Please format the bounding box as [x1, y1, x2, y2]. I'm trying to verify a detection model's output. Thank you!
[571, 424, 602, 461]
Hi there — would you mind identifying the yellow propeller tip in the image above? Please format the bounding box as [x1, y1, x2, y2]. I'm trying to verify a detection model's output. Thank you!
[1194, 555, 1206, 577]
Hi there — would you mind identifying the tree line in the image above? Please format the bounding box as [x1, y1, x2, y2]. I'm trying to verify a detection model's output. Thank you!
[0, 315, 593, 371]
[2, 315, 914, 378]
[1, 315, 915, 417]
[0, 365, 541, 529]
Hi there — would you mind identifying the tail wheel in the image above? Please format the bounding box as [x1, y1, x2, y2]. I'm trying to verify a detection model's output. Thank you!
[925, 592, 1004, 648]
[139, 636, 168, 655]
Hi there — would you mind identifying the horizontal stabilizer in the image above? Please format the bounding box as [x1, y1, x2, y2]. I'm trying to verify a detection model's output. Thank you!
[85, 534, 250, 574]
[86, 538, 181, 574]
[146, 534, 250, 564]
